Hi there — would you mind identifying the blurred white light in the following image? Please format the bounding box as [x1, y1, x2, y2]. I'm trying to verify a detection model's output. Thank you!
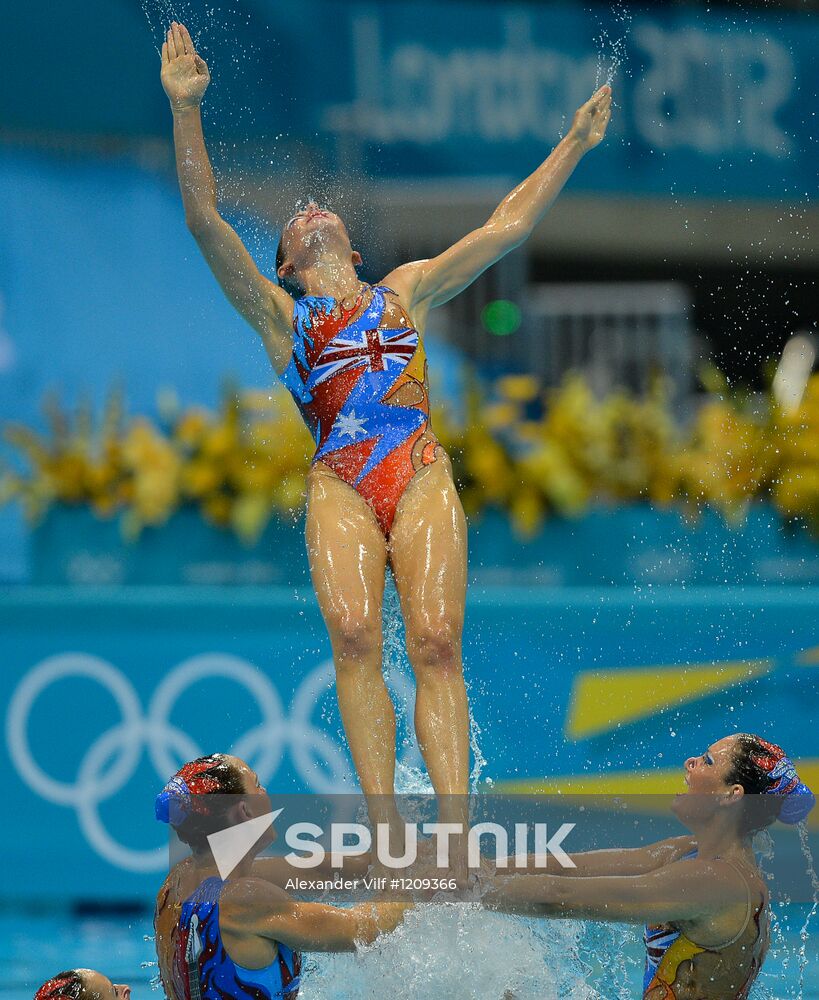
[772, 333, 816, 414]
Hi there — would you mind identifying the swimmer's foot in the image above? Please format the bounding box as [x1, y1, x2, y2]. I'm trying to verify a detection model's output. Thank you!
[444, 829, 470, 890]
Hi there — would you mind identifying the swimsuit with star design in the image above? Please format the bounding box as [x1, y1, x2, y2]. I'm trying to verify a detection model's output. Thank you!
[280, 282, 439, 536]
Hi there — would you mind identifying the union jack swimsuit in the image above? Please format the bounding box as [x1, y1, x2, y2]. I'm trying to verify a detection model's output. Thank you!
[280, 283, 439, 535]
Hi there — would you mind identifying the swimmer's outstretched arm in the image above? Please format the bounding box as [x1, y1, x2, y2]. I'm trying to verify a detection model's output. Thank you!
[386, 86, 612, 312]
[482, 856, 743, 925]
[226, 879, 411, 952]
[498, 834, 696, 878]
[161, 22, 293, 369]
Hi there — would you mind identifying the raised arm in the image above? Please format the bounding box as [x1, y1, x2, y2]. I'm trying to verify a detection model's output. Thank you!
[160, 22, 293, 371]
[387, 86, 612, 313]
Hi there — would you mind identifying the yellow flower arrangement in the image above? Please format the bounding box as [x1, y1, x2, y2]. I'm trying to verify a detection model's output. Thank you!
[1, 386, 312, 545]
[2, 371, 819, 543]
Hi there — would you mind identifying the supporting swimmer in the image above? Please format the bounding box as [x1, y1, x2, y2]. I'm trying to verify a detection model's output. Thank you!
[483, 732, 815, 1000]
[153, 754, 411, 1000]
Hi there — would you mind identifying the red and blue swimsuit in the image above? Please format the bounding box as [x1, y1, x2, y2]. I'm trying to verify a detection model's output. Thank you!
[172, 876, 301, 1000]
[280, 283, 439, 535]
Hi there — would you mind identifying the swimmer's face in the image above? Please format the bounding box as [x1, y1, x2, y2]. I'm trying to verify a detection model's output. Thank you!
[227, 756, 277, 849]
[277, 202, 362, 282]
[77, 970, 131, 1000]
[672, 735, 744, 826]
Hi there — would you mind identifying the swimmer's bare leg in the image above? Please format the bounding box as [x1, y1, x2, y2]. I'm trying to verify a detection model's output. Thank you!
[389, 451, 470, 877]
[306, 464, 405, 847]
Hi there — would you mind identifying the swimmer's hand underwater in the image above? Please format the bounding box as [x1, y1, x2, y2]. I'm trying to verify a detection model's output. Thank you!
[161, 22, 210, 111]
[568, 85, 613, 152]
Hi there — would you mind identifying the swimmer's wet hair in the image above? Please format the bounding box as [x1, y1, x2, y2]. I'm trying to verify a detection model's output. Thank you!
[34, 972, 85, 1000]
[155, 753, 246, 851]
[726, 734, 815, 833]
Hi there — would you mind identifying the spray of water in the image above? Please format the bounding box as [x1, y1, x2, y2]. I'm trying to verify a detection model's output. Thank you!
[380, 568, 489, 797]
[593, 2, 633, 90]
[301, 905, 596, 1000]
[795, 822, 819, 999]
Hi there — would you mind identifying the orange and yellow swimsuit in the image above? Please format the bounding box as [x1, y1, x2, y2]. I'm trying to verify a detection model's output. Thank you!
[643, 852, 766, 999]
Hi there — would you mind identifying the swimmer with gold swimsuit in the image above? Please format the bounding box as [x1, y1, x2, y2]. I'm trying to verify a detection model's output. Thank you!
[160, 21, 612, 851]
[483, 733, 815, 1000]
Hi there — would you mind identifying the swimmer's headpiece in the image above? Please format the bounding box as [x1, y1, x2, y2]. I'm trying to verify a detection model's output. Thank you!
[729, 735, 815, 826]
[34, 973, 84, 1000]
[155, 753, 243, 827]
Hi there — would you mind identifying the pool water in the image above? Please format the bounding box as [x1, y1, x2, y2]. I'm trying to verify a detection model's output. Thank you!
[2, 906, 815, 1000]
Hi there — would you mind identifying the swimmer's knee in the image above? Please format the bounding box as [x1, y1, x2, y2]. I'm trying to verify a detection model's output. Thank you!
[406, 619, 462, 673]
[329, 616, 381, 662]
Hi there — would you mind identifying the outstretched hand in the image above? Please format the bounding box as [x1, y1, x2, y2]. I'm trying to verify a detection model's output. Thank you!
[161, 22, 210, 111]
[570, 85, 612, 151]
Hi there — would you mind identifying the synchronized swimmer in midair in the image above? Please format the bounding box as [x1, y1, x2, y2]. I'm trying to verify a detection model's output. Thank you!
[159, 20, 610, 858]
[29, 19, 816, 1000]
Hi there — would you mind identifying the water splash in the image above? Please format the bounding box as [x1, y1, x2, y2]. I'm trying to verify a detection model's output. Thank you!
[752, 821, 818, 1000]
[300, 905, 595, 999]
[468, 704, 488, 791]
[380, 572, 488, 797]
[795, 821, 819, 998]
[593, 2, 633, 89]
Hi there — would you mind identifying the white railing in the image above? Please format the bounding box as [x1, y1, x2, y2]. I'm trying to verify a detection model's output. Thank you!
[436, 274, 695, 403]
[525, 282, 694, 400]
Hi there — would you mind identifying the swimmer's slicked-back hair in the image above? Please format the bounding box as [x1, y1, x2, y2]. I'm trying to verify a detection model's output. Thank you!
[34, 972, 85, 1000]
[726, 733, 815, 832]
[155, 753, 246, 851]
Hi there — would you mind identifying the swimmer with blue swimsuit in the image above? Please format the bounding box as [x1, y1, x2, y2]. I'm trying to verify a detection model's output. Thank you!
[482, 733, 814, 999]
[153, 755, 410, 1000]
[161, 21, 612, 849]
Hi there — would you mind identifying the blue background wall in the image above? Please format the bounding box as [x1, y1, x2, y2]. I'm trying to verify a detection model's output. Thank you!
[2, 585, 817, 901]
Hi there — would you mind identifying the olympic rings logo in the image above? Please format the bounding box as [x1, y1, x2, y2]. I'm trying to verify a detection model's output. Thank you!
[6, 652, 420, 873]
